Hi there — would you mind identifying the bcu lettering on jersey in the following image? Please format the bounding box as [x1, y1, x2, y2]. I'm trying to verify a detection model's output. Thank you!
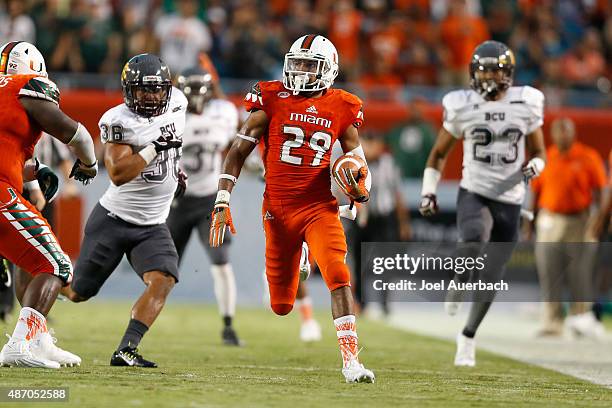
[160, 123, 176, 138]
[361, 242, 611, 302]
[485, 112, 505, 121]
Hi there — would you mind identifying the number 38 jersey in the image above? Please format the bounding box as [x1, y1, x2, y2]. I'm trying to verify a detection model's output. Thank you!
[98, 87, 187, 225]
[244, 80, 363, 202]
[443, 86, 544, 205]
[181, 99, 238, 197]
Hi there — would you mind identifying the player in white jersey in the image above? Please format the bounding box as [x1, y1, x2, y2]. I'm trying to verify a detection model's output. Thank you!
[419, 41, 547, 367]
[167, 66, 243, 346]
[62, 54, 187, 367]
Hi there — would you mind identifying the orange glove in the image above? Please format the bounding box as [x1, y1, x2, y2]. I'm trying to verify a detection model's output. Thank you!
[209, 203, 236, 247]
[344, 167, 370, 203]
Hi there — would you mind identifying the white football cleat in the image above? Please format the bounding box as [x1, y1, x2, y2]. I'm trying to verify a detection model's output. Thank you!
[299, 243, 310, 282]
[31, 330, 81, 367]
[565, 312, 605, 340]
[300, 319, 322, 342]
[342, 359, 375, 383]
[454, 333, 476, 367]
[0, 336, 60, 369]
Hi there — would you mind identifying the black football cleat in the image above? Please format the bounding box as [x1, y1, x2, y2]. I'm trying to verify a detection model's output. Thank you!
[1, 259, 10, 288]
[110, 346, 157, 368]
[222, 327, 243, 346]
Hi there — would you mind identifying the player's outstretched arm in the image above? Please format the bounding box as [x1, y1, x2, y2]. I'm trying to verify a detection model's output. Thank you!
[522, 127, 546, 180]
[210, 109, 268, 247]
[338, 124, 372, 202]
[217, 110, 268, 192]
[20, 97, 98, 184]
[419, 127, 458, 216]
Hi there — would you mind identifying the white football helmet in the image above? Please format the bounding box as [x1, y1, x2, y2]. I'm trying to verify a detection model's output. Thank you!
[0, 41, 47, 77]
[283, 35, 339, 95]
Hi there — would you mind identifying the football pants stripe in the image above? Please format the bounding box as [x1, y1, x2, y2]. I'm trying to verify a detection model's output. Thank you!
[300, 34, 317, 50]
[1, 200, 72, 282]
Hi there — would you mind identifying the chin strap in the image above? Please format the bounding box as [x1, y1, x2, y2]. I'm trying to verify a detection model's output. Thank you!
[292, 75, 307, 95]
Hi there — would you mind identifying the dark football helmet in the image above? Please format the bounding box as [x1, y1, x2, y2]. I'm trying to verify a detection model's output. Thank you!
[176, 66, 214, 114]
[469, 41, 515, 100]
[121, 54, 172, 117]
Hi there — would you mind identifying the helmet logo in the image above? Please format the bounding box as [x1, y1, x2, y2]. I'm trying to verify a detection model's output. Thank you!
[29, 60, 43, 73]
[499, 51, 515, 66]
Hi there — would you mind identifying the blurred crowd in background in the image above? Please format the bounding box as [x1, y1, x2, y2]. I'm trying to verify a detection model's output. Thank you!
[1, 0, 612, 93]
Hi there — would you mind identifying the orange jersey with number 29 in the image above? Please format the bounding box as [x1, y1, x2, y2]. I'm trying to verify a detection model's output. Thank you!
[244, 80, 363, 202]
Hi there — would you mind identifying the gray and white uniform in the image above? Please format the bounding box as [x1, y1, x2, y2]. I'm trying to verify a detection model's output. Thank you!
[99, 90, 187, 225]
[167, 99, 238, 264]
[443, 86, 544, 242]
[444, 86, 544, 205]
[71, 88, 187, 298]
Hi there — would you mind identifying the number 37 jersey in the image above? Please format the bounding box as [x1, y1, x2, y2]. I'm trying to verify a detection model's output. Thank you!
[443, 86, 544, 205]
[98, 88, 187, 225]
[244, 80, 363, 202]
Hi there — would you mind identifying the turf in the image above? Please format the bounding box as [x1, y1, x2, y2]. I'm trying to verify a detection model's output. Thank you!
[0, 301, 610, 408]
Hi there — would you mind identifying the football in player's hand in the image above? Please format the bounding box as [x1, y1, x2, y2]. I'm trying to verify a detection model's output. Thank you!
[332, 153, 368, 201]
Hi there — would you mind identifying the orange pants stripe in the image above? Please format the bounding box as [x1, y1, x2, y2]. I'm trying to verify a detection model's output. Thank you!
[0, 182, 72, 283]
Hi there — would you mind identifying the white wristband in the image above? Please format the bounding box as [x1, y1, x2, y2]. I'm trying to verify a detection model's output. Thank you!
[216, 190, 231, 204]
[421, 167, 441, 196]
[138, 144, 157, 165]
[219, 174, 237, 184]
[530, 157, 545, 174]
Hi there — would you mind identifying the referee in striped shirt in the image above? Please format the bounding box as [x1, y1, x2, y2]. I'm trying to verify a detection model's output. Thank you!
[344, 132, 411, 314]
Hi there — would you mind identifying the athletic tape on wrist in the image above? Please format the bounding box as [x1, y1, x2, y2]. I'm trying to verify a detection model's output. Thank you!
[216, 190, 231, 204]
[219, 174, 237, 184]
[421, 167, 441, 196]
[138, 144, 157, 165]
[237, 133, 258, 144]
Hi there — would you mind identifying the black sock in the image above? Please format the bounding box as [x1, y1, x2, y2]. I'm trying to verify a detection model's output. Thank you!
[462, 328, 476, 338]
[223, 315, 233, 328]
[463, 301, 493, 339]
[118, 319, 149, 350]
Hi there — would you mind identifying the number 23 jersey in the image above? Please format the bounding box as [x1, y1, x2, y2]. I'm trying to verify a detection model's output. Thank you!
[443, 86, 544, 205]
[98, 87, 187, 225]
[244, 80, 363, 202]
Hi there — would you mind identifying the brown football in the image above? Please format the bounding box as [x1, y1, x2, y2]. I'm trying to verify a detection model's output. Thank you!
[331, 153, 367, 194]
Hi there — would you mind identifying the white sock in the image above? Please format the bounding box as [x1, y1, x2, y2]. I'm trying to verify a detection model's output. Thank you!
[12, 307, 47, 342]
[211, 264, 236, 317]
[334, 315, 359, 367]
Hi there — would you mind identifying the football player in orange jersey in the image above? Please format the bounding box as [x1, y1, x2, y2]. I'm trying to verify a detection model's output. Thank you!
[0, 41, 98, 368]
[210, 35, 374, 383]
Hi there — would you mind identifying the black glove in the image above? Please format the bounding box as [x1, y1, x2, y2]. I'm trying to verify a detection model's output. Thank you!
[69, 159, 98, 185]
[152, 134, 182, 153]
[174, 169, 188, 199]
[36, 165, 60, 202]
[419, 194, 438, 217]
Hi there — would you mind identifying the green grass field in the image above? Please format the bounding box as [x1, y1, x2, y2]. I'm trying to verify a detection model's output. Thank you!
[0, 301, 610, 408]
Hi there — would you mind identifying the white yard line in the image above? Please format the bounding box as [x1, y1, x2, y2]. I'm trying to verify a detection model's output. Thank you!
[386, 303, 612, 388]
